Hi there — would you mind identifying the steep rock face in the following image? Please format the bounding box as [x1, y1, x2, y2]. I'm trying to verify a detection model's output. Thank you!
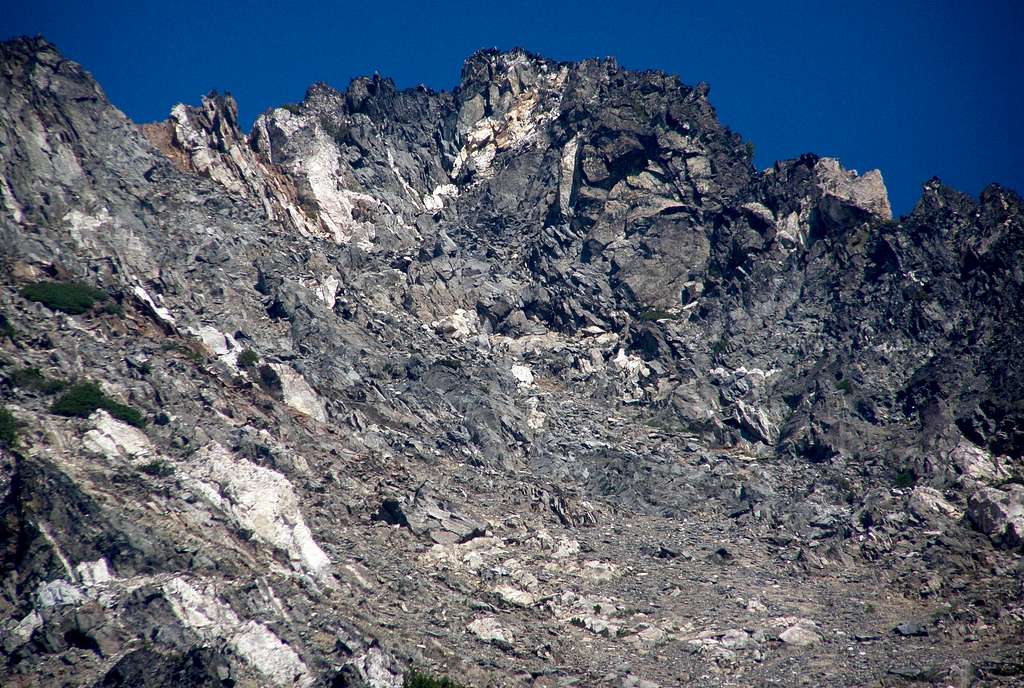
[147, 49, 766, 324]
[1, 36, 1023, 688]
[251, 76, 458, 250]
[142, 93, 321, 238]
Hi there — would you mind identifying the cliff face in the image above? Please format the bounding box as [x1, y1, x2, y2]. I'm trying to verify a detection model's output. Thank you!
[1, 37, 1022, 687]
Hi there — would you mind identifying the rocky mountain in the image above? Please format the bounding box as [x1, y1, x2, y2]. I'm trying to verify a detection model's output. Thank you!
[1, 36, 1022, 687]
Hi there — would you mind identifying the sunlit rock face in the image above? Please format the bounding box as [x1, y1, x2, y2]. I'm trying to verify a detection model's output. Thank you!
[143, 93, 324, 239]
[2, 35, 1023, 688]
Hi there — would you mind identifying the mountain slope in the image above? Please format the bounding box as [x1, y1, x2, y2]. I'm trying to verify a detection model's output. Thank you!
[1, 36, 1022, 687]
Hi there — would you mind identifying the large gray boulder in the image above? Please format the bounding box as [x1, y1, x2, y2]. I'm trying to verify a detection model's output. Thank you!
[968, 485, 1024, 549]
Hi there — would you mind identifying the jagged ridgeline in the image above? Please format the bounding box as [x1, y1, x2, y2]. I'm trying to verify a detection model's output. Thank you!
[1, 36, 1022, 688]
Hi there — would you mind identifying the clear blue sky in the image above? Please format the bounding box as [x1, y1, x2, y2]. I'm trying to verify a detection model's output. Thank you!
[4, 0, 1021, 215]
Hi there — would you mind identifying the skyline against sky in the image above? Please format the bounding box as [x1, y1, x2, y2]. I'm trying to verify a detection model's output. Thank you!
[3, 0, 1021, 216]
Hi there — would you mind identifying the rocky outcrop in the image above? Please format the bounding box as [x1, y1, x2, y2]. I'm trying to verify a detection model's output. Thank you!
[968, 485, 1024, 549]
[1, 35, 1023, 688]
[142, 93, 322, 238]
[183, 442, 333, 578]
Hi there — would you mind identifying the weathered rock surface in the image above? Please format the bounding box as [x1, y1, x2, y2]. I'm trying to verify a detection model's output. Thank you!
[968, 485, 1024, 549]
[1, 35, 1023, 687]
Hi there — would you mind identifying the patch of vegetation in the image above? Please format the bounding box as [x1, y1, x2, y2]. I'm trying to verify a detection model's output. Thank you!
[100, 299, 125, 316]
[51, 381, 148, 428]
[893, 469, 917, 489]
[280, 103, 303, 115]
[0, 312, 14, 340]
[744, 141, 756, 159]
[908, 285, 928, 303]
[836, 378, 853, 394]
[0, 406, 20, 447]
[237, 348, 259, 369]
[139, 460, 175, 477]
[20, 281, 109, 314]
[404, 670, 464, 688]
[9, 367, 66, 394]
[711, 337, 730, 355]
[638, 309, 678, 322]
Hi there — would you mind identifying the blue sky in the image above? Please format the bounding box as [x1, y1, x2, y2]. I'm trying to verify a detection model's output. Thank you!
[4, 0, 1021, 215]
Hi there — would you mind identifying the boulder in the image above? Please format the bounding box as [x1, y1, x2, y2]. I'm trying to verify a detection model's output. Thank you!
[467, 617, 512, 647]
[968, 485, 1024, 549]
[777, 619, 823, 646]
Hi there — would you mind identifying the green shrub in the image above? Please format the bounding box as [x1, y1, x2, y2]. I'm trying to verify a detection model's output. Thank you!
[836, 379, 853, 394]
[51, 381, 147, 428]
[0, 406, 19, 447]
[404, 670, 464, 688]
[139, 460, 175, 477]
[100, 299, 124, 316]
[237, 348, 259, 369]
[9, 367, 67, 394]
[0, 312, 14, 340]
[893, 469, 916, 489]
[21, 281, 108, 314]
[51, 382, 107, 417]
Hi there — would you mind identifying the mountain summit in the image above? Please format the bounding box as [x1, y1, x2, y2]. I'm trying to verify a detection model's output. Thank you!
[1, 36, 1022, 687]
